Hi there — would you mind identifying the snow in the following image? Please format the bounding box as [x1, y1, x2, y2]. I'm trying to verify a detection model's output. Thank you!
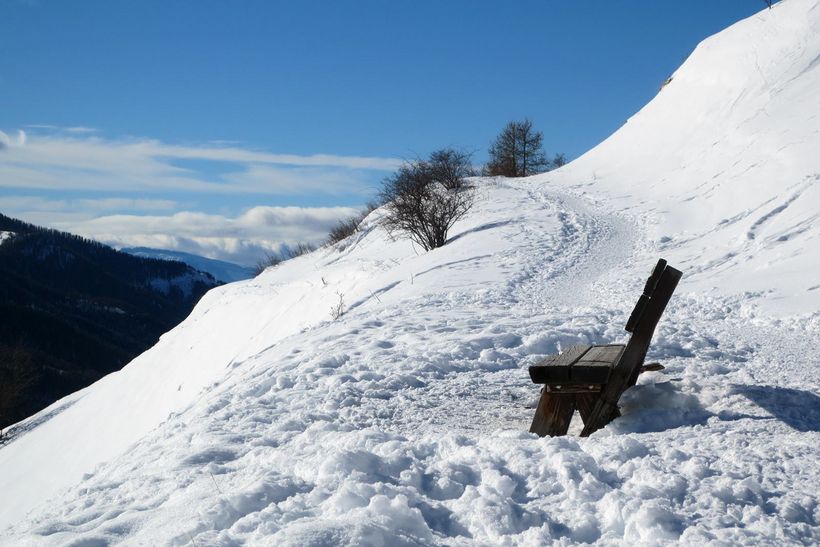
[0, 231, 14, 245]
[1, 1, 819, 544]
[549, 0, 820, 316]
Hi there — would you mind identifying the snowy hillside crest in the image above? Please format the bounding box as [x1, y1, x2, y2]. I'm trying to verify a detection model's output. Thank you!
[1, 1, 819, 544]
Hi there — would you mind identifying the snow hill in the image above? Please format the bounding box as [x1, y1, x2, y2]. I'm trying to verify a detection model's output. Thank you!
[122, 247, 254, 284]
[1, 1, 818, 544]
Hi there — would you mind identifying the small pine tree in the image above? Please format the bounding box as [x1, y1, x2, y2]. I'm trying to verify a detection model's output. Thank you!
[486, 119, 549, 177]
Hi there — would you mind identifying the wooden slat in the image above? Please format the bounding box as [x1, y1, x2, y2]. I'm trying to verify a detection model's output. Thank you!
[529, 392, 576, 437]
[571, 361, 614, 383]
[545, 384, 602, 394]
[643, 258, 667, 295]
[625, 266, 681, 389]
[528, 344, 592, 384]
[625, 259, 668, 333]
[579, 345, 624, 363]
[529, 365, 570, 383]
[571, 344, 623, 383]
[555, 344, 593, 365]
[625, 295, 648, 333]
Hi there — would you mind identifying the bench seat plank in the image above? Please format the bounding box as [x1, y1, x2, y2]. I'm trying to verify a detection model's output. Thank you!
[581, 345, 624, 362]
[529, 344, 624, 385]
[528, 344, 592, 383]
[572, 344, 624, 383]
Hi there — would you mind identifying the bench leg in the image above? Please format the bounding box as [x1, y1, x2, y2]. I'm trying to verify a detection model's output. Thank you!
[580, 400, 621, 437]
[575, 393, 597, 425]
[529, 389, 576, 437]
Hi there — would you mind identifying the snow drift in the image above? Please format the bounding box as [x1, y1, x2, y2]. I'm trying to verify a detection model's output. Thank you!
[1, 1, 818, 544]
[551, 0, 820, 314]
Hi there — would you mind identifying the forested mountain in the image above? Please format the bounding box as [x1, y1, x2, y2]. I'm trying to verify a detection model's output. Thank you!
[0, 213, 219, 429]
[121, 247, 254, 283]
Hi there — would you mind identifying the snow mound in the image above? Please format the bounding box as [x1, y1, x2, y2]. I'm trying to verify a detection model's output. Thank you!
[1, 1, 819, 544]
[549, 0, 820, 314]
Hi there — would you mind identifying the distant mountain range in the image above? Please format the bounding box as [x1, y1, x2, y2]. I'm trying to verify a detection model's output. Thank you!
[121, 247, 254, 283]
[0, 213, 220, 430]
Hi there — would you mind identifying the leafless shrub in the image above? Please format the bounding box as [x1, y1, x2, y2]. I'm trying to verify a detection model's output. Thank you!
[285, 242, 316, 259]
[326, 200, 382, 246]
[379, 149, 474, 252]
[330, 291, 345, 320]
[253, 251, 283, 276]
[253, 241, 317, 276]
[327, 217, 362, 245]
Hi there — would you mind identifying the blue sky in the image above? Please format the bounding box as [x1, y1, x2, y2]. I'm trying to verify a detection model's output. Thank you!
[0, 0, 765, 265]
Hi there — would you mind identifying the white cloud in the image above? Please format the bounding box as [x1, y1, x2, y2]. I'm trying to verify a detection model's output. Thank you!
[0, 126, 391, 265]
[42, 205, 361, 266]
[24, 124, 96, 134]
[0, 130, 26, 150]
[0, 128, 400, 195]
[0, 195, 177, 213]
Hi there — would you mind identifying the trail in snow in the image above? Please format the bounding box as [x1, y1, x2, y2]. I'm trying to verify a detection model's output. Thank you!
[513, 183, 638, 310]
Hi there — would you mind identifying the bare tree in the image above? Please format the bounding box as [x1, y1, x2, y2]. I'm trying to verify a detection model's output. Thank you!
[486, 119, 549, 177]
[427, 149, 475, 190]
[379, 149, 475, 251]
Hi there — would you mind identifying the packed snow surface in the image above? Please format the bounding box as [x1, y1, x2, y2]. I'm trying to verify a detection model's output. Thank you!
[1, 1, 819, 545]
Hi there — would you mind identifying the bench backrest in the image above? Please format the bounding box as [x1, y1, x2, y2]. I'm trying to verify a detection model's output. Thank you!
[620, 259, 682, 387]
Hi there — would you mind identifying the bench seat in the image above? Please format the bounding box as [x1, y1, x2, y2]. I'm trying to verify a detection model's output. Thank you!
[529, 344, 625, 388]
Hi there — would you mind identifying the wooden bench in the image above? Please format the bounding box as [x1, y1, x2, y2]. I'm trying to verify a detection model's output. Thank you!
[528, 259, 682, 437]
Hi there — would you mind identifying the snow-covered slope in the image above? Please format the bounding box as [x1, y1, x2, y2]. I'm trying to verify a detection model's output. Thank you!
[549, 0, 820, 314]
[1, 1, 818, 544]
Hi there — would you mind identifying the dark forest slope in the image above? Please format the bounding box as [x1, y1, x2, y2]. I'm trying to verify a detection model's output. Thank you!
[0, 213, 219, 429]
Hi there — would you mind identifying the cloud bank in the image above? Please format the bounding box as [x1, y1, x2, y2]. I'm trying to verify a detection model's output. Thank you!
[0, 128, 400, 194]
[0, 127, 396, 265]
[66, 206, 361, 266]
